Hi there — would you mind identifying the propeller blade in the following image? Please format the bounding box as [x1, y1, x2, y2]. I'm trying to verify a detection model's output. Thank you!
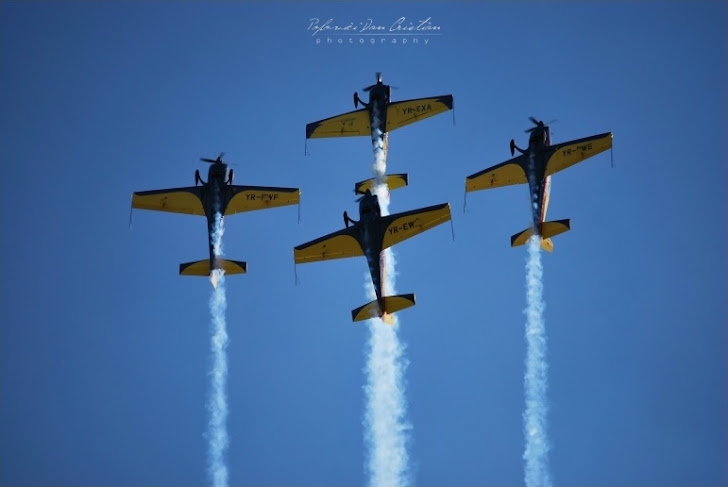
[201, 152, 226, 163]
[364, 72, 383, 91]
[529, 116, 539, 125]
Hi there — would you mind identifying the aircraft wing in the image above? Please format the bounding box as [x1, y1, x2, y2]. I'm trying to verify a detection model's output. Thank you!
[380, 203, 451, 250]
[294, 227, 364, 264]
[225, 186, 300, 215]
[306, 108, 371, 138]
[385, 95, 453, 132]
[545, 132, 612, 176]
[132, 187, 205, 216]
[465, 155, 528, 192]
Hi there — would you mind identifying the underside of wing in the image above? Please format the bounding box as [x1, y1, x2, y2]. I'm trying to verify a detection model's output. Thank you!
[225, 186, 300, 215]
[132, 187, 205, 216]
[380, 203, 451, 250]
[385, 95, 453, 132]
[294, 227, 364, 264]
[465, 156, 528, 192]
[545, 132, 613, 176]
[306, 109, 371, 138]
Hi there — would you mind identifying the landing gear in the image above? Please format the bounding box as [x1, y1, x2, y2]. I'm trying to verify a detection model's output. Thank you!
[510, 139, 526, 156]
[195, 169, 202, 186]
[353, 92, 368, 109]
[227, 169, 234, 185]
[343, 211, 358, 228]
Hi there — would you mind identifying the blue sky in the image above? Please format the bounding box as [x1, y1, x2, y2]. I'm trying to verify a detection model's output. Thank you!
[1, 2, 726, 486]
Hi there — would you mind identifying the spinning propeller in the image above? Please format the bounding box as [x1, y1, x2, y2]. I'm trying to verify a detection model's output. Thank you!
[355, 73, 395, 108]
[362, 72, 383, 92]
[200, 152, 225, 164]
[525, 117, 544, 133]
[524, 117, 557, 133]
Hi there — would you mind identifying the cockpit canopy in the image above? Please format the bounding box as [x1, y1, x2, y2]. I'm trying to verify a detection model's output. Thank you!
[208, 162, 228, 180]
[358, 190, 381, 219]
[528, 125, 551, 147]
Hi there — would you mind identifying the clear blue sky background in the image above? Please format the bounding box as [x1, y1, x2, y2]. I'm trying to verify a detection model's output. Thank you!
[1, 2, 726, 486]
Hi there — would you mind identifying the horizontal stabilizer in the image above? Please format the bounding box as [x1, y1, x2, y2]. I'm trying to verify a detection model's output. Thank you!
[351, 294, 416, 324]
[354, 174, 409, 194]
[510, 227, 534, 248]
[541, 219, 571, 240]
[179, 259, 248, 276]
[510, 219, 570, 251]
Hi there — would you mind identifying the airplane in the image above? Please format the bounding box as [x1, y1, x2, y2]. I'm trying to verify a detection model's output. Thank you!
[305, 72, 453, 140]
[465, 118, 612, 252]
[294, 189, 451, 324]
[306, 72, 453, 190]
[132, 153, 300, 284]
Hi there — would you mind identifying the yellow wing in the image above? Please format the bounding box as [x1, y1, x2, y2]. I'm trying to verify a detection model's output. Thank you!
[381, 203, 451, 250]
[465, 156, 528, 192]
[385, 95, 453, 132]
[132, 187, 204, 216]
[294, 227, 364, 264]
[306, 109, 371, 138]
[546, 132, 613, 176]
[225, 186, 300, 215]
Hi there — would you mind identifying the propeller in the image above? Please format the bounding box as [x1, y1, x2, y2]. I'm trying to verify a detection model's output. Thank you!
[201, 152, 225, 163]
[525, 117, 544, 133]
[363, 72, 383, 92]
[524, 117, 557, 133]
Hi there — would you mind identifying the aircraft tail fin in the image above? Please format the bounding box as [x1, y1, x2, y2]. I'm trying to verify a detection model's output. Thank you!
[510, 219, 571, 252]
[351, 293, 416, 324]
[179, 259, 248, 276]
[354, 173, 408, 194]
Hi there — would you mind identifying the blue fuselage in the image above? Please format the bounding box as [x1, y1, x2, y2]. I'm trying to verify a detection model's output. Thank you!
[525, 127, 553, 234]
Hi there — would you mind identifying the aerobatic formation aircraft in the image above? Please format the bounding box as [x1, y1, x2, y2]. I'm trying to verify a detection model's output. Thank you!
[465, 118, 613, 252]
[294, 189, 451, 324]
[305, 72, 453, 141]
[132, 153, 300, 284]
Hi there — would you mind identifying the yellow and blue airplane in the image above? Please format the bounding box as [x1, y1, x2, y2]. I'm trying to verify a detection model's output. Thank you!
[132, 153, 300, 283]
[305, 72, 453, 140]
[294, 189, 451, 323]
[465, 118, 612, 251]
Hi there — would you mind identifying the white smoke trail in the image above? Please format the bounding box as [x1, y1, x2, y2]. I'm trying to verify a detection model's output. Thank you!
[362, 106, 412, 486]
[208, 212, 229, 487]
[523, 235, 552, 487]
[363, 298, 411, 487]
